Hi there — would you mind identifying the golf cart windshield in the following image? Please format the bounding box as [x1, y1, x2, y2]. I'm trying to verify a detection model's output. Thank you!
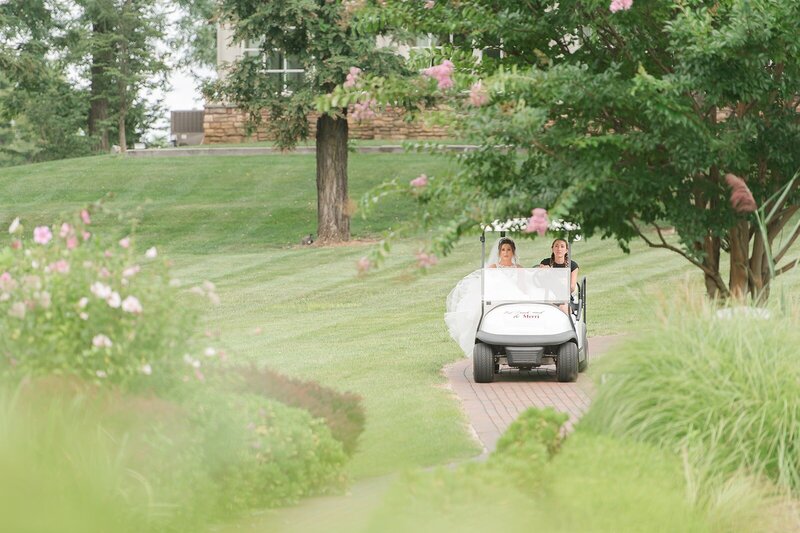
[483, 268, 570, 304]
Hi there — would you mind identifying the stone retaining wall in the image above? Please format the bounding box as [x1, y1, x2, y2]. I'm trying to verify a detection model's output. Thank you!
[203, 104, 451, 144]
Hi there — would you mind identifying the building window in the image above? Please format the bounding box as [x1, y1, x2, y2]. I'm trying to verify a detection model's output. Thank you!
[242, 40, 305, 88]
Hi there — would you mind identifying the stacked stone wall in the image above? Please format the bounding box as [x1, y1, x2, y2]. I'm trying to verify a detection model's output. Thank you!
[203, 104, 451, 144]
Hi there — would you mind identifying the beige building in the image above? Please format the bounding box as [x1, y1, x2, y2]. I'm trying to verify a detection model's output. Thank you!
[203, 28, 463, 144]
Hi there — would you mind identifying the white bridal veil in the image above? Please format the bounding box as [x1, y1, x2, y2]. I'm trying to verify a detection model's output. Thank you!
[444, 238, 522, 356]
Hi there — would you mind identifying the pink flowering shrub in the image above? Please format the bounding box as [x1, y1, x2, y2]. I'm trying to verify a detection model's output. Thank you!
[0, 211, 202, 388]
[524, 208, 550, 236]
[422, 60, 455, 90]
[609, 0, 633, 12]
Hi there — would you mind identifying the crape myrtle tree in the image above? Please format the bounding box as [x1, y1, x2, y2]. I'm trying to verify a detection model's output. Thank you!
[348, 0, 800, 300]
[209, 0, 412, 243]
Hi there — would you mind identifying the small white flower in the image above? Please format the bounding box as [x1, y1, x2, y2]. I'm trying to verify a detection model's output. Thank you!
[79, 312, 89, 320]
[8, 302, 25, 319]
[92, 334, 113, 348]
[78, 297, 89, 308]
[204, 347, 217, 357]
[31, 260, 39, 269]
[96, 370, 107, 378]
[145, 247, 157, 259]
[90, 282, 112, 299]
[169, 278, 181, 287]
[122, 265, 140, 278]
[8, 217, 20, 234]
[121, 295, 143, 314]
[141, 363, 152, 376]
[106, 291, 121, 308]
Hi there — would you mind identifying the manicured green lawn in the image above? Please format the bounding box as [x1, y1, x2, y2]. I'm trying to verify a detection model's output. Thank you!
[3, 153, 799, 483]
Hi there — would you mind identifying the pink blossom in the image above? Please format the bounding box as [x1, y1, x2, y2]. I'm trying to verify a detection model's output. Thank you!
[424, 0, 435, 8]
[422, 60, 455, 90]
[416, 251, 438, 268]
[204, 347, 217, 357]
[78, 297, 89, 308]
[99, 267, 111, 278]
[410, 174, 429, 188]
[104, 250, 113, 258]
[194, 369, 205, 382]
[122, 265, 140, 278]
[66, 236, 78, 250]
[609, 0, 633, 12]
[119, 237, 131, 249]
[524, 207, 550, 236]
[725, 173, 757, 213]
[351, 98, 377, 122]
[33, 226, 52, 245]
[357, 256, 372, 273]
[10, 240, 21, 250]
[59, 223, 72, 238]
[145, 247, 157, 259]
[343, 66, 362, 88]
[80, 209, 91, 224]
[82, 231, 91, 241]
[48, 260, 70, 274]
[92, 334, 113, 348]
[0, 272, 15, 292]
[469, 81, 489, 107]
[121, 295, 143, 314]
[8, 217, 20, 234]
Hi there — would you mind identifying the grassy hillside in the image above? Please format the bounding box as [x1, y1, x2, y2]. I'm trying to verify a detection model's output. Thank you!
[2, 153, 799, 480]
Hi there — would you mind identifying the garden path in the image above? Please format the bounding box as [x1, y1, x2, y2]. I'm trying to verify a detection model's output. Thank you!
[444, 335, 622, 455]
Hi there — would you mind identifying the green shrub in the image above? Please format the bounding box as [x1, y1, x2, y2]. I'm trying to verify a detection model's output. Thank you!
[227, 365, 366, 456]
[0, 209, 203, 389]
[188, 390, 348, 512]
[583, 297, 800, 494]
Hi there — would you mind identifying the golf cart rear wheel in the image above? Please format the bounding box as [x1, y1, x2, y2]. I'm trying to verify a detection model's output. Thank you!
[578, 334, 589, 373]
[473, 342, 495, 383]
[556, 342, 579, 383]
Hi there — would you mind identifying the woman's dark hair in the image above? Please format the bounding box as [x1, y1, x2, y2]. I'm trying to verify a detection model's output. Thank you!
[498, 237, 516, 254]
[549, 238, 569, 266]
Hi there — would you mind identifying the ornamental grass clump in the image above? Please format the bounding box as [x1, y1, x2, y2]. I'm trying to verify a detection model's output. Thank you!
[0, 210, 201, 389]
[584, 292, 800, 494]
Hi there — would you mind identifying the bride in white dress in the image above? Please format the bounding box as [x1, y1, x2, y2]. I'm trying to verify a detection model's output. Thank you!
[444, 237, 523, 356]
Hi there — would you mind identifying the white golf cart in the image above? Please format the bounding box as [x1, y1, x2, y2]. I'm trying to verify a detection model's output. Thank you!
[473, 229, 588, 383]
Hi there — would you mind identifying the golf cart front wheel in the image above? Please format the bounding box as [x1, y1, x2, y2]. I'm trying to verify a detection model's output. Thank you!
[473, 342, 495, 383]
[556, 342, 579, 383]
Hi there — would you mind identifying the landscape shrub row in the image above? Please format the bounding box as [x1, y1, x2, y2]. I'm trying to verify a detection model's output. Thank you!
[0, 212, 357, 531]
[584, 297, 800, 495]
[227, 365, 366, 456]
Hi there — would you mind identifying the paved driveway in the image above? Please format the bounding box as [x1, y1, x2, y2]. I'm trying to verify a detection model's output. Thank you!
[445, 335, 622, 453]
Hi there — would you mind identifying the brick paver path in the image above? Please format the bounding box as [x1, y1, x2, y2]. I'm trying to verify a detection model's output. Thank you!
[445, 335, 622, 453]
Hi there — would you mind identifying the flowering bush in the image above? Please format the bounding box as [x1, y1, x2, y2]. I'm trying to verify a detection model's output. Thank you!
[190, 391, 348, 511]
[0, 210, 199, 388]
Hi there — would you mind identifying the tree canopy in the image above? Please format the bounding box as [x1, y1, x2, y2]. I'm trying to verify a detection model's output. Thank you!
[344, 0, 800, 299]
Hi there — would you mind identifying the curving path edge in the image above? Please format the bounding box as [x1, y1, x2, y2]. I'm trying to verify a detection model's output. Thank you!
[444, 335, 623, 454]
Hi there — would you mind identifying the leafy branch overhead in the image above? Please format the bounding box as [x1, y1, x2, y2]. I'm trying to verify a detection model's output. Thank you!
[331, 0, 800, 300]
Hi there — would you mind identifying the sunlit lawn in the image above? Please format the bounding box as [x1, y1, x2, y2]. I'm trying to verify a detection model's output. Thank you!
[3, 152, 800, 486]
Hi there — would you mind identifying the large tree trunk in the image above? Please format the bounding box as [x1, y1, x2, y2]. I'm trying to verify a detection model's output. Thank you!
[118, 112, 126, 153]
[702, 235, 721, 299]
[88, 20, 111, 152]
[315, 113, 350, 243]
[729, 220, 750, 299]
